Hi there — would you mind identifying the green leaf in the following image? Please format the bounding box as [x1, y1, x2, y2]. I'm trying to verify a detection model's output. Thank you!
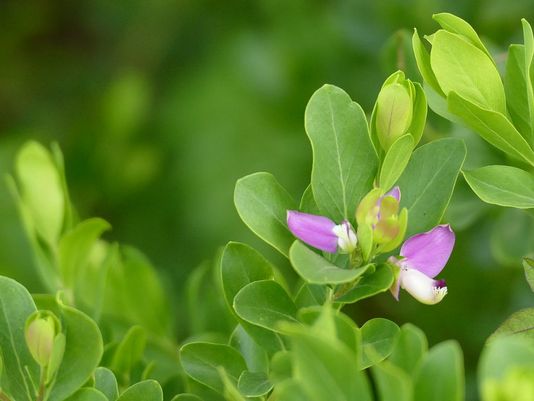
[65, 388, 108, 401]
[59, 218, 111, 290]
[505, 44, 534, 144]
[286, 325, 372, 401]
[432, 13, 493, 60]
[371, 362, 412, 401]
[388, 323, 428, 375]
[234, 172, 297, 257]
[414, 341, 464, 401]
[412, 29, 444, 96]
[237, 371, 272, 397]
[336, 264, 394, 303]
[220, 242, 274, 311]
[491, 209, 534, 266]
[305, 84, 378, 222]
[218, 368, 246, 401]
[233, 280, 298, 332]
[431, 30, 506, 113]
[180, 342, 247, 394]
[273, 380, 309, 401]
[478, 337, 534, 386]
[116, 380, 163, 401]
[289, 241, 372, 284]
[409, 83, 428, 146]
[448, 91, 534, 165]
[229, 325, 269, 373]
[488, 308, 534, 342]
[360, 318, 400, 369]
[379, 134, 414, 190]
[170, 395, 203, 401]
[463, 165, 534, 208]
[110, 326, 147, 383]
[397, 138, 466, 236]
[299, 184, 320, 214]
[15, 141, 65, 245]
[0, 276, 39, 401]
[94, 367, 119, 401]
[524, 257, 534, 292]
[48, 301, 104, 401]
[294, 283, 328, 309]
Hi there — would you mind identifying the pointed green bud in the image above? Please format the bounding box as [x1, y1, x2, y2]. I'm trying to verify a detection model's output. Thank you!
[356, 188, 384, 227]
[25, 311, 62, 368]
[375, 82, 413, 151]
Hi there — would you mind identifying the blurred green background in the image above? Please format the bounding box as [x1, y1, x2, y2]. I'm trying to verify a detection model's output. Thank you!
[1, 0, 534, 398]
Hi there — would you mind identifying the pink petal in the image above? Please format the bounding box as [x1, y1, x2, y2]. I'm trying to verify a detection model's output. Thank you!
[385, 186, 401, 201]
[287, 210, 338, 253]
[400, 224, 455, 278]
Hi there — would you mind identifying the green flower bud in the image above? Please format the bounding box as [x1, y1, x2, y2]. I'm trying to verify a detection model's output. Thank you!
[375, 82, 413, 151]
[25, 311, 62, 368]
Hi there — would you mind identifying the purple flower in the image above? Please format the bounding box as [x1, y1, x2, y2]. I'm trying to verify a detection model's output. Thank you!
[390, 224, 455, 305]
[287, 210, 357, 254]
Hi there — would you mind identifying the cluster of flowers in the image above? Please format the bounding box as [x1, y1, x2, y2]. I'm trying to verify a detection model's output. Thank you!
[287, 187, 455, 305]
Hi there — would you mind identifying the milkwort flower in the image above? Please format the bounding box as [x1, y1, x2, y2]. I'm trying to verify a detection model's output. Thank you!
[389, 224, 455, 305]
[286, 210, 357, 254]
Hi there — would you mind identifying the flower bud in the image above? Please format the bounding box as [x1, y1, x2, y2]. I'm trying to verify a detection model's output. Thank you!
[375, 82, 413, 151]
[25, 311, 62, 367]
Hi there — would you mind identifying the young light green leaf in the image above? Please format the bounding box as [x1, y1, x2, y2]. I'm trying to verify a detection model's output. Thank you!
[396, 138, 466, 236]
[180, 342, 247, 394]
[48, 302, 104, 401]
[233, 280, 298, 332]
[463, 165, 534, 208]
[432, 13, 493, 59]
[289, 241, 372, 284]
[237, 371, 272, 397]
[336, 264, 394, 304]
[414, 341, 464, 401]
[409, 83, 428, 146]
[388, 323, 428, 375]
[64, 388, 108, 401]
[412, 29, 444, 95]
[15, 141, 65, 245]
[379, 134, 414, 190]
[94, 367, 119, 401]
[305, 84, 378, 222]
[524, 257, 534, 292]
[488, 308, 534, 342]
[371, 362, 412, 401]
[269, 351, 292, 385]
[234, 172, 297, 257]
[0, 276, 39, 401]
[110, 326, 147, 383]
[59, 218, 111, 289]
[116, 380, 163, 401]
[448, 91, 534, 165]
[360, 318, 400, 369]
[431, 30, 506, 113]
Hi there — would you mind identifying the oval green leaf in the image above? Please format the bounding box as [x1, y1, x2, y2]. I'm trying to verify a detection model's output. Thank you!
[379, 134, 414, 190]
[116, 380, 163, 401]
[336, 264, 394, 304]
[360, 318, 400, 369]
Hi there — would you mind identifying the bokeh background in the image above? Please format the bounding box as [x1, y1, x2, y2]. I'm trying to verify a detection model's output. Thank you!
[1, 0, 534, 398]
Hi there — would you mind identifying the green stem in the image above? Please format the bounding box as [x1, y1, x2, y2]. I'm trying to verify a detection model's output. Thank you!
[36, 367, 48, 401]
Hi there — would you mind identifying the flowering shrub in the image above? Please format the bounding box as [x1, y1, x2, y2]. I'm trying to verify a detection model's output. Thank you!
[0, 13, 533, 401]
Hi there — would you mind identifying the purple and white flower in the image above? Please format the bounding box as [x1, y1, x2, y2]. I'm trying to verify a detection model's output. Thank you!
[287, 210, 357, 254]
[390, 224, 455, 305]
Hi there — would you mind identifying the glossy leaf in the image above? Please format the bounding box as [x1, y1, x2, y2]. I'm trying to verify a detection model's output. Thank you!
[110, 326, 147, 383]
[234, 172, 296, 257]
[94, 367, 119, 401]
[294, 283, 328, 309]
[414, 341, 464, 401]
[431, 30, 506, 113]
[170, 395, 203, 401]
[116, 380, 163, 401]
[289, 241, 372, 284]
[360, 318, 400, 369]
[388, 323, 428, 374]
[229, 325, 269, 373]
[180, 342, 247, 394]
[305, 84, 378, 222]
[48, 302, 104, 401]
[233, 280, 298, 332]
[412, 29, 443, 95]
[464, 165, 534, 208]
[336, 264, 394, 303]
[448, 91, 534, 165]
[488, 308, 534, 342]
[0, 276, 39, 401]
[379, 134, 414, 190]
[64, 388, 108, 401]
[237, 371, 272, 397]
[397, 138, 466, 236]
